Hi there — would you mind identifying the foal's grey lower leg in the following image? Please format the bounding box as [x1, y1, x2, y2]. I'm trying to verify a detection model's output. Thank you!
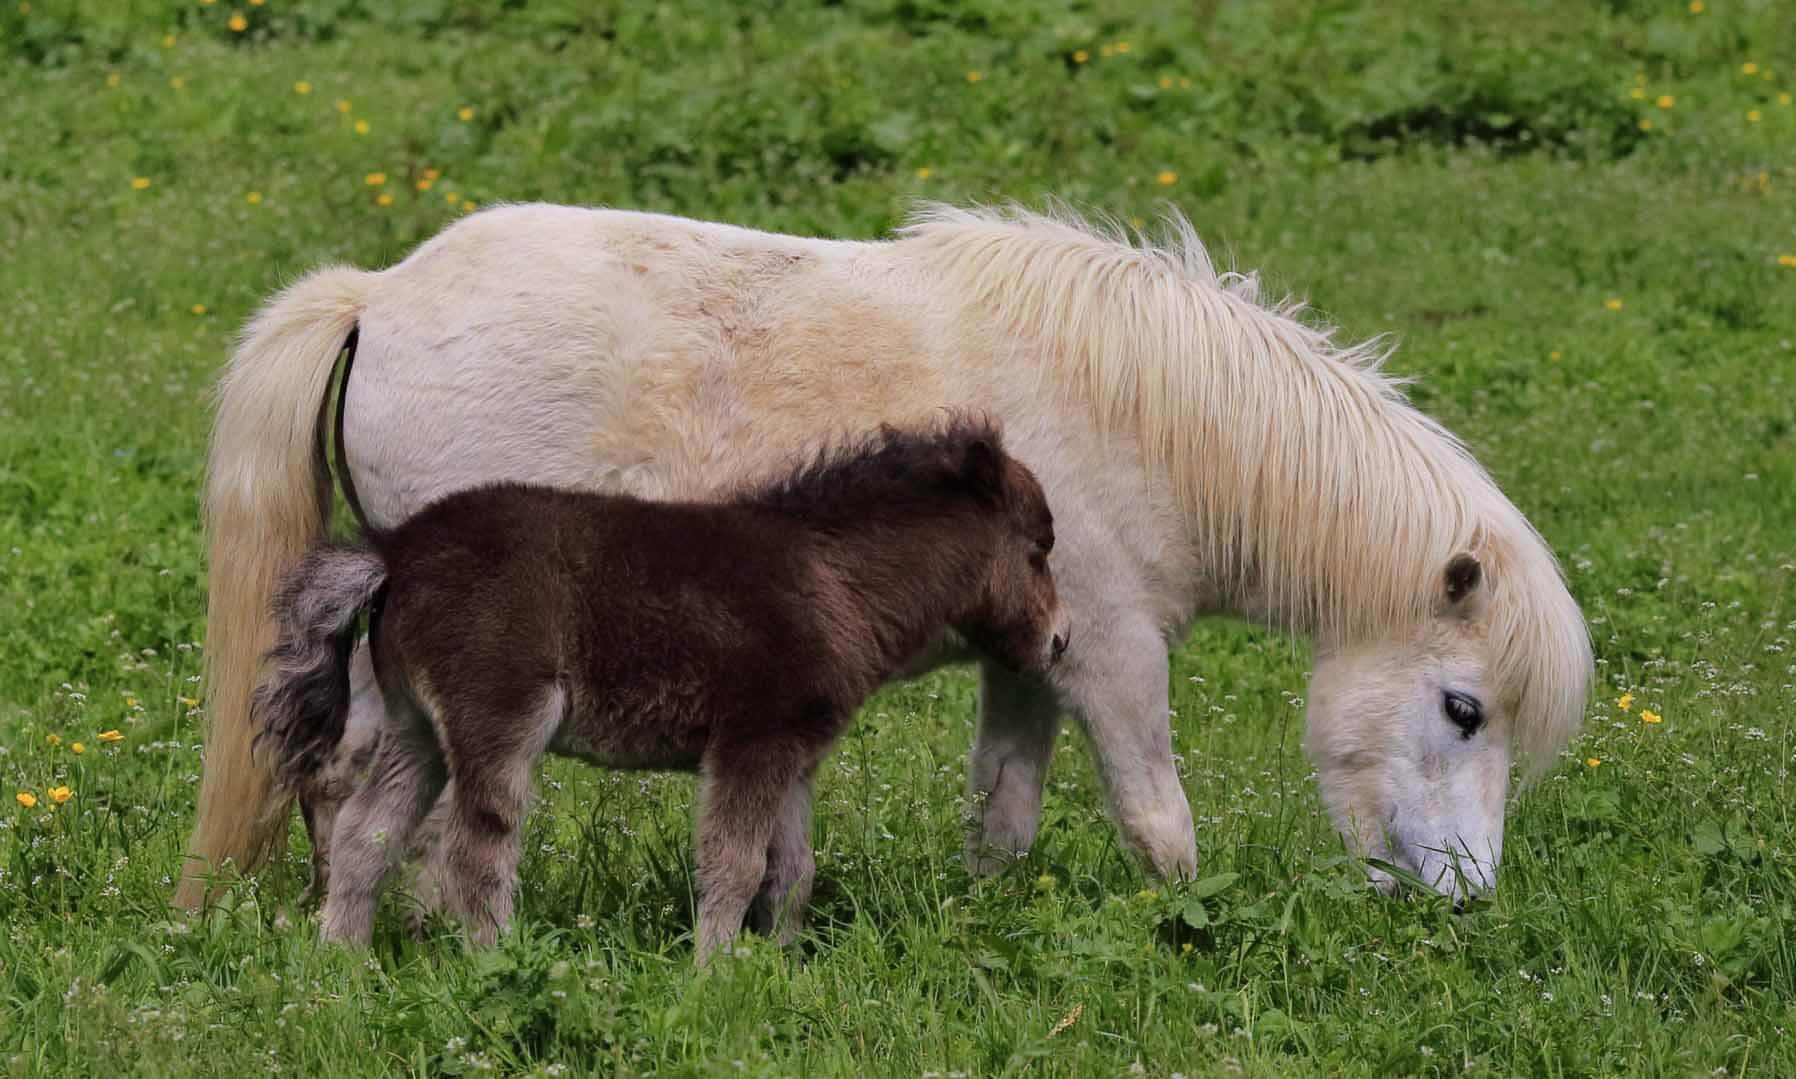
[747, 769, 817, 945]
[320, 700, 446, 945]
[965, 661, 1063, 874]
[693, 762, 791, 965]
[440, 687, 564, 949]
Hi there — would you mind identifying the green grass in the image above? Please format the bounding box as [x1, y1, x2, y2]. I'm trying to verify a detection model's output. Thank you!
[3, 1, 1795, 1074]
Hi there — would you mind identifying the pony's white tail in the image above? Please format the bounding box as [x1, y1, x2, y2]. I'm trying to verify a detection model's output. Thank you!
[174, 266, 372, 911]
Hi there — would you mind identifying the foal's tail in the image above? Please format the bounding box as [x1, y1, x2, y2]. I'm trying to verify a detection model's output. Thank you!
[177, 266, 372, 911]
[252, 547, 389, 799]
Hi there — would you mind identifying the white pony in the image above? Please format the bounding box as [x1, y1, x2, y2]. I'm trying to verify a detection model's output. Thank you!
[178, 203, 1591, 911]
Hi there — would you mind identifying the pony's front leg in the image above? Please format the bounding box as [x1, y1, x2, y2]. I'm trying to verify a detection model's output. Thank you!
[964, 661, 1062, 874]
[1057, 618, 1197, 880]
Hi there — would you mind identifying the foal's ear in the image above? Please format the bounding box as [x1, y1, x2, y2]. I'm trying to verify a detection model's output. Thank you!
[1441, 552, 1484, 614]
[957, 438, 1005, 505]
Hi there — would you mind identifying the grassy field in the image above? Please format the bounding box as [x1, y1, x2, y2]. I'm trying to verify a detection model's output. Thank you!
[3, 0, 1794, 1074]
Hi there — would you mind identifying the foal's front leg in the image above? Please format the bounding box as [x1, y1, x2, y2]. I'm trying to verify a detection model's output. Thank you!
[694, 745, 809, 965]
[747, 765, 818, 946]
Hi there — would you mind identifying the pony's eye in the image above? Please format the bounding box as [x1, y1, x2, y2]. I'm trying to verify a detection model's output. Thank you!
[1443, 691, 1483, 737]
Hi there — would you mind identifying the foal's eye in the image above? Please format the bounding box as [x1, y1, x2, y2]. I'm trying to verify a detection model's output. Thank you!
[1443, 691, 1483, 737]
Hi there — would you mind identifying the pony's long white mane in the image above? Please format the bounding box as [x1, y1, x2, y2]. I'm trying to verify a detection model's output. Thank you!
[898, 203, 1590, 774]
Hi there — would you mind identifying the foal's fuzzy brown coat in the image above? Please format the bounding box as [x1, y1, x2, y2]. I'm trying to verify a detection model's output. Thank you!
[254, 418, 1065, 960]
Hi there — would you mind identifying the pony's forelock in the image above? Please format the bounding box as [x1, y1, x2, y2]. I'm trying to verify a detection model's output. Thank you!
[898, 202, 1591, 772]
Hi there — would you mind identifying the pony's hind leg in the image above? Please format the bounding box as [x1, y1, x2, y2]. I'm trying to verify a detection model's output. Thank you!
[320, 693, 447, 946]
[438, 685, 565, 949]
[747, 764, 818, 946]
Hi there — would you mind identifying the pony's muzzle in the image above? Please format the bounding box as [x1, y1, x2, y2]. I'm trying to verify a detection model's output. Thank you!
[1050, 628, 1070, 664]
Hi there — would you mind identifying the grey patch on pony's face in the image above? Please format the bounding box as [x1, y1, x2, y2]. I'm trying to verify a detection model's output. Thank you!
[1302, 619, 1508, 901]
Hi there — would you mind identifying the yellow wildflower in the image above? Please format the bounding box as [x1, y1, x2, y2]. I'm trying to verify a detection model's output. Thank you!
[1656, 95, 1675, 110]
[1604, 297, 1624, 311]
[46, 734, 62, 747]
[1779, 92, 1792, 107]
[293, 80, 313, 95]
[336, 98, 352, 113]
[130, 176, 152, 191]
[191, 304, 207, 316]
[48, 786, 72, 805]
[1099, 43, 1114, 58]
[1586, 757, 1602, 769]
[97, 729, 125, 744]
[105, 72, 121, 88]
[444, 190, 460, 204]
[1115, 40, 1131, 54]
[1035, 872, 1055, 890]
[1629, 87, 1646, 100]
[228, 12, 247, 32]
[1742, 62, 1759, 76]
[1747, 109, 1761, 124]
[71, 742, 84, 755]
[1156, 169, 1178, 186]
[246, 190, 263, 205]
[251, 0, 265, 5]
[460, 199, 476, 212]
[162, 33, 176, 48]
[354, 120, 370, 135]
[1641, 710, 1662, 725]
[1617, 692, 1633, 711]
[178, 696, 198, 708]
[1158, 75, 1173, 90]
[1178, 76, 1191, 88]
[914, 166, 932, 180]
[202, 0, 214, 5]
[169, 75, 186, 90]
[16, 792, 36, 809]
[423, 167, 441, 181]
[1688, 0, 1702, 11]
[1638, 117, 1654, 131]
[376, 192, 394, 207]
[416, 177, 435, 191]
[1072, 49, 1089, 64]
[964, 71, 983, 84]
[457, 105, 476, 121]
[1549, 349, 1562, 362]
[1778, 254, 1796, 269]
[365, 171, 387, 187]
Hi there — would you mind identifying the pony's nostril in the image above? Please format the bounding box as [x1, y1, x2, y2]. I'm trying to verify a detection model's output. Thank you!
[1051, 630, 1069, 660]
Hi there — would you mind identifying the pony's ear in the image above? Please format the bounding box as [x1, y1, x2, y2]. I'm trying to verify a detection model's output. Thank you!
[1442, 552, 1484, 614]
[957, 438, 1005, 505]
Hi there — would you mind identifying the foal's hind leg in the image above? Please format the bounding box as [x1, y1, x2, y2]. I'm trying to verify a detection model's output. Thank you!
[438, 686, 565, 949]
[747, 764, 818, 946]
[321, 694, 446, 946]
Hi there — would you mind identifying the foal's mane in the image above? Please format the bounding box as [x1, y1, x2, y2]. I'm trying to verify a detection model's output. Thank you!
[898, 203, 1590, 774]
[744, 413, 1004, 526]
